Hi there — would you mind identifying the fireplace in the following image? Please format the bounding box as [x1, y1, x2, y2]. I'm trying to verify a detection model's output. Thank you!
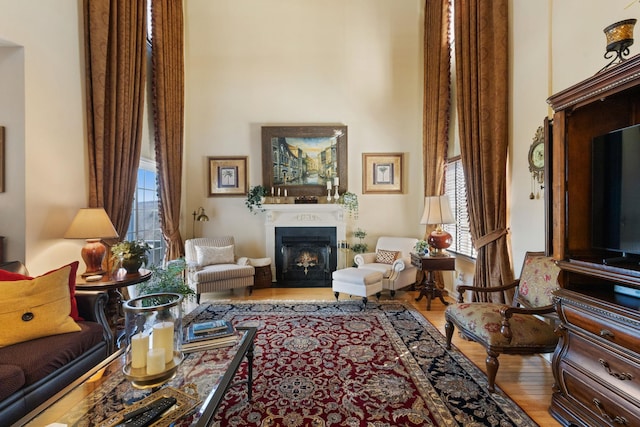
[262, 204, 347, 287]
[276, 227, 336, 287]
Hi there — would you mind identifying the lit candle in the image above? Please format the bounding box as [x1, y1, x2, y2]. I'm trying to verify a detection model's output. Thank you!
[271, 187, 274, 196]
[327, 181, 332, 190]
[131, 333, 149, 369]
[284, 189, 288, 197]
[277, 188, 281, 197]
[334, 177, 339, 186]
[152, 321, 174, 364]
[146, 348, 165, 375]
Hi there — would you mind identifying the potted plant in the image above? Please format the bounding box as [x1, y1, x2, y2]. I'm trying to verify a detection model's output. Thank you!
[414, 239, 429, 255]
[351, 228, 368, 254]
[135, 258, 196, 301]
[338, 191, 359, 219]
[111, 240, 151, 274]
[246, 185, 269, 214]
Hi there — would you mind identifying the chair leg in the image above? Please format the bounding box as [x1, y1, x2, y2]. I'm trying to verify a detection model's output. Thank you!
[196, 293, 201, 304]
[333, 291, 339, 301]
[485, 350, 500, 393]
[390, 290, 396, 298]
[375, 292, 381, 300]
[444, 320, 455, 350]
[249, 286, 253, 295]
[362, 296, 368, 305]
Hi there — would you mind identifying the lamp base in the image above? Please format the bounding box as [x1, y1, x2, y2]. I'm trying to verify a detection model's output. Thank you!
[81, 238, 108, 277]
[428, 229, 452, 257]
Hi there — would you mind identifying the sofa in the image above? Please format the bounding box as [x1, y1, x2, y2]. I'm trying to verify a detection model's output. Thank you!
[0, 261, 111, 426]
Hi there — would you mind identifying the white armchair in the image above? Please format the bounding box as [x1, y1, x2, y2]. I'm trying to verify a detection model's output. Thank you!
[354, 236, 419, 297]
[184, 236, 255, 303]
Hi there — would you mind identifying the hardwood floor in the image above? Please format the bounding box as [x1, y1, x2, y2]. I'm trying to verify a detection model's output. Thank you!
[197, 286, 561, 426]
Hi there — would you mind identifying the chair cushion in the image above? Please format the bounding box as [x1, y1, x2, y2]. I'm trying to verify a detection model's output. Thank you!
[0, 364, 25, 401]
[518, 256, 560, 307]
[195, 245, 234, 266]
[192, 264, 254, 282]
[0, 321, 104, 386]
[445, 302, 558, 348]
[356, 262, 392, 279]
[375, 249, 400, 264]
[0, 266, 81, 347]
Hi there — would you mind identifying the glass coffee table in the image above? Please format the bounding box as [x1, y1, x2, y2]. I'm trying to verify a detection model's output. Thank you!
[18, 326, 256, 427]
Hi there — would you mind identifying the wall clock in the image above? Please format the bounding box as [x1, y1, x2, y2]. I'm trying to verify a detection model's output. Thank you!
[528, 126, 544, 199]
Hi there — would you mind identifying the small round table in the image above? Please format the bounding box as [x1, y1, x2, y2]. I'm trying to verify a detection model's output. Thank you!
[76, 269, 152, 350]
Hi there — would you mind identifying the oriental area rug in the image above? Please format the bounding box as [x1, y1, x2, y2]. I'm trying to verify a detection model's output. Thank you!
[184, 301, 538, 427]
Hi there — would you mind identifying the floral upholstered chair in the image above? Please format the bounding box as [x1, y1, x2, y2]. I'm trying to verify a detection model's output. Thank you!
[444, 251, 560, 392]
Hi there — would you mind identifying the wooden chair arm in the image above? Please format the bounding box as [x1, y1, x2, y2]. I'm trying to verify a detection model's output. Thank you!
[456, 280, 519, 303]
[499, 304, 556, 341]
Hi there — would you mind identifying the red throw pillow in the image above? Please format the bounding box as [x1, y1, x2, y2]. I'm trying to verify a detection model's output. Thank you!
[0, 261, 82, 321]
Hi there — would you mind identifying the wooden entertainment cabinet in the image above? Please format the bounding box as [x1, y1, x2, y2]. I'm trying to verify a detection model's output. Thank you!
[547, 55, 640, 426]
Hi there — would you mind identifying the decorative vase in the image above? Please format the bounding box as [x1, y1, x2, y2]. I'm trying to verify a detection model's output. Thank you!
[122, 293, 184, 389]
[122, 259, 143, 274]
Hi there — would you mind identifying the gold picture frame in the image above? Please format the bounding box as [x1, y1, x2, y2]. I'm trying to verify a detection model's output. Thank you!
[362, 152, 404, 194]
[261, 125, 348, 197]
[208, 156, 248, 197]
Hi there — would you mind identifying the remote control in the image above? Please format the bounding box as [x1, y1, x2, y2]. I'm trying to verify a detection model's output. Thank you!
[116, 397, 176, 427]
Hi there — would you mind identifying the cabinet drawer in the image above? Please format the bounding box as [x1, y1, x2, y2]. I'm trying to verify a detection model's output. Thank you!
[560, 304, 639, 352]
[563, 331, 640, 398]
[560, 362, 640, 426]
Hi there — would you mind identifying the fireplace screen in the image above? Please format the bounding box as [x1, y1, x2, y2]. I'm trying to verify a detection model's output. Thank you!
[275, 227, 336, 287]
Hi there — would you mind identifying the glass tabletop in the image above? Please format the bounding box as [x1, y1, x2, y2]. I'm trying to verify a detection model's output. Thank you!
[21, 327, 256, 427]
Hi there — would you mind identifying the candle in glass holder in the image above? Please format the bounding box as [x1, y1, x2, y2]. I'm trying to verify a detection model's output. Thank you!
[146, 348, 165, 375]
[152, 321, 174, 363]
[131, 333, 149, 369]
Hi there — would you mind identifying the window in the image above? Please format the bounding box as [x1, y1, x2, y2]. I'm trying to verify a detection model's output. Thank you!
[443, 158, 476, 259]
[125, 159, 165, 266]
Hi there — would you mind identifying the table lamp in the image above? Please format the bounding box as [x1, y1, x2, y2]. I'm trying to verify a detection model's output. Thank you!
[420, 195, 455, 256]
[64, 208, 119, 276]
[192, 207, 209, 238]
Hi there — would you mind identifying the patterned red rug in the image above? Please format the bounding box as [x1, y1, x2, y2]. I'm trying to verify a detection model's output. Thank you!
[185, 301, 537, 427]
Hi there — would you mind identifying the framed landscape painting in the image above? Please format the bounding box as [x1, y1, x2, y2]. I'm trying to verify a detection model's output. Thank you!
[261, 125, 348, 197]
[208, 156, 248, 197]
[362, 152, 404, 194]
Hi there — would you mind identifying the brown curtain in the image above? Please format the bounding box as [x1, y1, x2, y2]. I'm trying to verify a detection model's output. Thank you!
[151, 0, 185, 261]
[84, 0, 147, 240]
[423, 0, 451, 289]
[453, 0, 513, 302]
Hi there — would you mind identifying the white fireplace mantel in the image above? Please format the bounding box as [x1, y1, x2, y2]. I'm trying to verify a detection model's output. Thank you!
[262, 204, 346, 281]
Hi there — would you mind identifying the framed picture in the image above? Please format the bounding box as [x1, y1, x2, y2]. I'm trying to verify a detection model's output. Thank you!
[208, 156, 248, 197]
[262, 125, 347, 197]
[362, 152, 404, 194]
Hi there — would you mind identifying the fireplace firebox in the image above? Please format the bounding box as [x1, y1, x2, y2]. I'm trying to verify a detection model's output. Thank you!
[275, 227, 336, 287]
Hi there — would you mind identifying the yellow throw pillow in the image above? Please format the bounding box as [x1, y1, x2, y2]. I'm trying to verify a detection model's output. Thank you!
[0, 265, 81, 347]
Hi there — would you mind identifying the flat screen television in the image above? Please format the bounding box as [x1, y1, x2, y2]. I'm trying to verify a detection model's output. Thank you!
[591, 123, 640, 259]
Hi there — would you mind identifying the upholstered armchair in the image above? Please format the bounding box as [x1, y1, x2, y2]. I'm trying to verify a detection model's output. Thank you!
[354, 236, 419, 297]
[184, 236, 255, 303]
[444, 251, 560, 392]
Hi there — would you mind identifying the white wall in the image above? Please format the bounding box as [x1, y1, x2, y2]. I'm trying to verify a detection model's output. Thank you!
[183, 0, 426, 258]
[0, 0, 638, 279]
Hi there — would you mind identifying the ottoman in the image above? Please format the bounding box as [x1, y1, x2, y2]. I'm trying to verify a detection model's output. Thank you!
[332, 267, 383, 305]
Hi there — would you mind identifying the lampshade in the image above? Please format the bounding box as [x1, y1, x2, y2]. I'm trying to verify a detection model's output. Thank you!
[420, 195, 455, 226]
[65, 208, 118, 276]
[420, 196, 455, 256]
